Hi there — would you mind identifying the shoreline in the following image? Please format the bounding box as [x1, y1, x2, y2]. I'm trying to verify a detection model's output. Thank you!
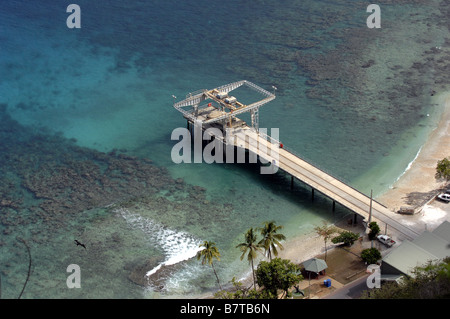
[376, 92, 450, 212]
[200, 91, 450, 299]
[282, 92, 450, 262]
[240, 91, 450, 294]
[277, 217, 366, 265]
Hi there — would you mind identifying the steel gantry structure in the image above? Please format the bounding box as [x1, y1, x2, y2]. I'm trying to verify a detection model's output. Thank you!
[173, 80, 276, 131]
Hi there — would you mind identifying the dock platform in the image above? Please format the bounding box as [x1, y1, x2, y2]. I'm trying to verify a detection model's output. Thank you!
[172, 80, 420, 240]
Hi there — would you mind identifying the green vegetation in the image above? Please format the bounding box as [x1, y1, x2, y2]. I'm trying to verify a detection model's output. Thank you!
[331, 230, 360, 246]
[236, 227, 262, 289]
[435, 157, 450, 181]
[361, 247, 381, 264]
[196, 240, 223, 290]
[215, 221, 304, 299]
[361, 257, 450, 299]
[368, 221, 380, 240]
[209, 219, 450, 300]
[258, 221, 286, 261]
[216, 258, 303, 299]
[314, 221, 338, 260]
[256, 258, 303, 299]
[214, 277, 265, 299]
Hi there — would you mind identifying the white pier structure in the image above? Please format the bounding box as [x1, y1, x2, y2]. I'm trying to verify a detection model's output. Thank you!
[173, 80, 275, 131]
[172, 81, 420, 240]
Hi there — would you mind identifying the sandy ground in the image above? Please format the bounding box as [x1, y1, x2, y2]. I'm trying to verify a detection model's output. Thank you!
[376, 92, 450, 235]
[377, 92, 450, 213]
[276, 92, 450, 297]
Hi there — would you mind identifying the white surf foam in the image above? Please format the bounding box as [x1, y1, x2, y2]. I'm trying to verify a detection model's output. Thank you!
[393, 145, 423, 185]
[115, 208, 203, 278]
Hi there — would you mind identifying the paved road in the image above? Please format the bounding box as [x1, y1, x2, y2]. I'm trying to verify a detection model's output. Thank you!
[324, 274, 371, 299]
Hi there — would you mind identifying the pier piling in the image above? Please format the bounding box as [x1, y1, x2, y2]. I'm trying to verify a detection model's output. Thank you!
[172, 80, 420, 241]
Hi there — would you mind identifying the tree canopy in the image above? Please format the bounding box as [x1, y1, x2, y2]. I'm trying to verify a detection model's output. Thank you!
[258, 221, 286, 261]
[236, 227, 262, 288]
[361, 247, 381, 265]
[331, 231, 360, 246]
[368, 221, 380, 240]
[256, 257, 303, 299]
[314, 221, 338, 260]
[361, 257, 450, 299]
[196, 241, 222, 290]
[435, 157, 450, 181]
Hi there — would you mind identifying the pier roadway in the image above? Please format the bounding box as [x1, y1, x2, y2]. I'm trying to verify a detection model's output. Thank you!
[229, 127, 420, 240]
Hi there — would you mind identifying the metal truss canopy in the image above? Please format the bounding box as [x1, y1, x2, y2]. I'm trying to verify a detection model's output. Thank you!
[173, 80, 276, 126]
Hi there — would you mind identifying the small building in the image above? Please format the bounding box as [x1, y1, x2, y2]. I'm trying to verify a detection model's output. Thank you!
[380, 221, 450, 280]
[224, 96, 237, 104]
[431, 220, 450, 242]
[216, 91, 228, 99]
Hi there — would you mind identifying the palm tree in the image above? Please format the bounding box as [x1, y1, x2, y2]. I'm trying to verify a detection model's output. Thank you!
[236, 227, 262, 289]
[314, 220, 338, 261]
[258, 221, 286, 261]
[196, 241, 222, 290]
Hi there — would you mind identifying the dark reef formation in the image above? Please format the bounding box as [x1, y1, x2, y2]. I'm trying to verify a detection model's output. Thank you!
[0, 103, 169, 226]
[0, 103, 241, 296]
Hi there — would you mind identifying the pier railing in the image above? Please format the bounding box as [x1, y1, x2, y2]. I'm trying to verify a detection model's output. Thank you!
[174, 80, 276, 125]
[173, 80, 418, 238]
[253, 127, 387, 208]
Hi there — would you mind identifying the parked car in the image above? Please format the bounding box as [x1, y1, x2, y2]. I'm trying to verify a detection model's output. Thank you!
[377, 234, 396, 247]
[437, 193, 450, 203]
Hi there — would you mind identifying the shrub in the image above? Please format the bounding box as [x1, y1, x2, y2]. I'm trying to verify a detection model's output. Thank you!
[361, 257, 450, 299]
[256, 258, 303, 299]
[368, 221, 380, 240]
[361, 248, 381, 264]
[331, 231, 360, 246]
[435, 157, 450, 181]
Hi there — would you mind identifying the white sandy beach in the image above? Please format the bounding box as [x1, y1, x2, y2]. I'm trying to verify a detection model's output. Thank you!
[377, 93, 450, 211]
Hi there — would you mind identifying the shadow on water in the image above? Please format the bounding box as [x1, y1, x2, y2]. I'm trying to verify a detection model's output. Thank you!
[2, 0, 450, 298]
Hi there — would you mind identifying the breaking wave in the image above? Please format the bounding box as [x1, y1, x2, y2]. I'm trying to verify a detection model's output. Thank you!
[115, 208, 203, 278]
[393, 145, 423, 186]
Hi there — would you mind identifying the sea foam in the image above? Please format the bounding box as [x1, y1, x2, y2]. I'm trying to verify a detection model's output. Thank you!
[115, 208, 203, 278]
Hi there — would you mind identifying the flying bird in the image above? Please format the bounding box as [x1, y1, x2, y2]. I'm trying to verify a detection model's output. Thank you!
[74, 239, 86, 249]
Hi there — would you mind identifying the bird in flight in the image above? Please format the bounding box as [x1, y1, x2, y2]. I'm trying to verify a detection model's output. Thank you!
[74, 239, 86, 249]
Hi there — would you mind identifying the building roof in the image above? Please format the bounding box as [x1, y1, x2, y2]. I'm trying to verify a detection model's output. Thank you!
[382, 240, 439, 277]
[412, 231, 450, 259]
[303, 258, 328, 273]
[431, 220, 450, 242]
[381, 221, 450, 277]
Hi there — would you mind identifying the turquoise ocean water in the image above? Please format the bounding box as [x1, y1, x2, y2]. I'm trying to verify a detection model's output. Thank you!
[1, 0, 450, 298]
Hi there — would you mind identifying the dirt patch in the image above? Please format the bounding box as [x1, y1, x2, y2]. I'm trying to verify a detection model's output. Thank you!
[296, 283, 336, 299]
[316, 245, 367, 285]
